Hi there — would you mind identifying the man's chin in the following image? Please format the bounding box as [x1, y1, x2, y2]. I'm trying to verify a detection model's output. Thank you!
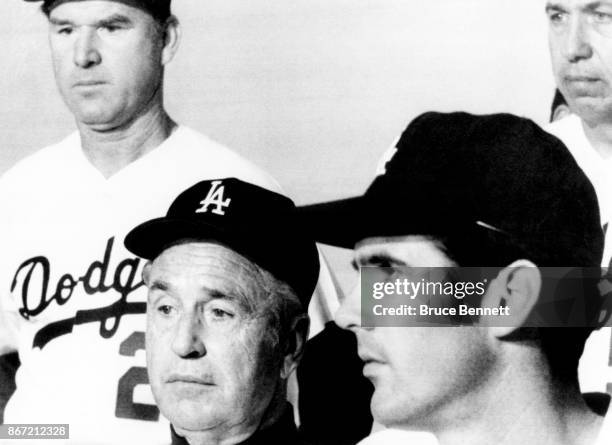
[371, 390, 434, 431]
[570, 98, 612, 126]
[69, 106, 124, 130]
[371, 391, 400, 426]
[164, 401, 222, 432]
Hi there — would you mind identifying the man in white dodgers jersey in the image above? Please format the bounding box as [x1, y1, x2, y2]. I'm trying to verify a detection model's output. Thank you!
[545, 0, 612, 397]
[0, 0, 339, 444]
[299, 112, 611, 445]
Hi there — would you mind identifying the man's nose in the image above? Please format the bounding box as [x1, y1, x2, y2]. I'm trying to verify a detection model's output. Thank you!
[334, 284, 361, 332]
[563, 16, 594, 62]
[171, 313, 207, 358]
[73, 28, 102, 68]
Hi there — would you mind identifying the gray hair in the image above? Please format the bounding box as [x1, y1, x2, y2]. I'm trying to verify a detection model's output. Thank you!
[248, 263, 307, 353]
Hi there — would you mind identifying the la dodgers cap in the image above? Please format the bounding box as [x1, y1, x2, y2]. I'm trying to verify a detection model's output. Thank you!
[24, 0, 171, 21]
[297, 112, 604, 268]
[125, 178, 320, 306]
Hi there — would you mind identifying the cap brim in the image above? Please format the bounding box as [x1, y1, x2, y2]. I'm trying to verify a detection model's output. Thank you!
[297, 192, 484, 249]
[125, 218, 232, 260]
[297, 196, 380, 249]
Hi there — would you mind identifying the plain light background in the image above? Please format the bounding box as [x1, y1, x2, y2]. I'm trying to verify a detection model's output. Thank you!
[0, 0, 556, 290]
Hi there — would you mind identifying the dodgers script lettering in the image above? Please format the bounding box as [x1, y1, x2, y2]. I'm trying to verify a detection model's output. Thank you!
[11, 237, 145, 348]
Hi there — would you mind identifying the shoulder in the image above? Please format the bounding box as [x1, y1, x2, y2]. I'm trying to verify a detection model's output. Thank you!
[0, 133, 80, 203]
[0, 133, 79, 189]
[164, 126, 283, 194]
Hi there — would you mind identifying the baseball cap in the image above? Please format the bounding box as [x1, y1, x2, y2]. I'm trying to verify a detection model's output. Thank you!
[297, 112, 604, 268]
[24, 0, 171, 21]
[125, 178, 320, 306]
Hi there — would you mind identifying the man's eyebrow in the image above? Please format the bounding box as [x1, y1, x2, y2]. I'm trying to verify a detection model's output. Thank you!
[49, 17, 74, 26]
[97, 14, 134, 27]
[148, 279, 169, 292]
[49, 14, 133, 27]
[208, 288, 258, 314]
[585, 1, 612, 10]
[207, 289, 236, 301]
[545, 2, 566, 12]
[355, 254, 407, 268]
[546, 1, 612, 13]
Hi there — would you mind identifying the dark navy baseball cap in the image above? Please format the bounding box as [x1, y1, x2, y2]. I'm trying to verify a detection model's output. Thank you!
[297, 112, 604, 268]
[24, 0, 171, 21]
[125, 178, 320, 306]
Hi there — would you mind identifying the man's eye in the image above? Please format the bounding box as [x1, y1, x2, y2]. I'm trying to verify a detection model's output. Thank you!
[593, 11, 612, 23]
[57, 27, 73, 35]
[99, 25, 121, 33]
[157, 305, 174, 316]
[209, 308, 234, 320]
[547, 11, 567, 25]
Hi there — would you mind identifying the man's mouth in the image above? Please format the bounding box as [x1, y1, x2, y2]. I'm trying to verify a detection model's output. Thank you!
[357, 348, 384, 365]
[73, 80, 106, 88]
[564, 75, 601, 83]
[166, 373, 215, 386]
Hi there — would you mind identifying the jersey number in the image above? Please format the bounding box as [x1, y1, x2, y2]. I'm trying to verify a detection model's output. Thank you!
[115, 331, 160, 421]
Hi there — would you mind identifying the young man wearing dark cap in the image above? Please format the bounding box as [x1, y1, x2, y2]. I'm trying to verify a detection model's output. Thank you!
[299, 112, 612, 444]
[0, 1, 341, 443]
[124, 177, 319, 445]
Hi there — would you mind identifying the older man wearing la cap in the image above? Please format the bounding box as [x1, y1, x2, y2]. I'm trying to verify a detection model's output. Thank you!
[124, 177, 318, 445]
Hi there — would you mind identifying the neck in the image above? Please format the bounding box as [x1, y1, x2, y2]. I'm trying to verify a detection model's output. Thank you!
[180, 388, 288, 445]
[77, 95, 176, 178]
[410, 351, 603, 445]
[581, 118, 612, 159]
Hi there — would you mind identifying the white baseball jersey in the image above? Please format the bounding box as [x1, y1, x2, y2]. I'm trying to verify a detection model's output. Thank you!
[546, 114, 612, 395]
[0, 126, 338, 445]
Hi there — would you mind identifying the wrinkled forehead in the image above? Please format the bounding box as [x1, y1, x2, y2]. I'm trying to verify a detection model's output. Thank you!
[149, 241, 269, 307]
[353, 235, 455, 268]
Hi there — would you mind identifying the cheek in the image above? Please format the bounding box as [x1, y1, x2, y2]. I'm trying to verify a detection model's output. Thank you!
[145, 321, 171, 384]
[215, 325, 278, 396]
[116, 40, 161, 86]
[50, 48, 71, 82]
[598, 45, 612, 75]
[383, 328, 490, 387]
[548, 42, 565, 72]
[222, 334, 262, 381]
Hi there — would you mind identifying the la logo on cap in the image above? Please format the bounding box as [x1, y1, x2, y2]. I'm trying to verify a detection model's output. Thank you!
[196, 180, 232, 215]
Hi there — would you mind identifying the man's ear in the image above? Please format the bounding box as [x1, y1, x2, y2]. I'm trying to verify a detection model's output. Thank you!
[280, 315, 310, 380]
[142, 261, 153, 287]
[161, 16, 181, 66]
[481, 259, 541, 337]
